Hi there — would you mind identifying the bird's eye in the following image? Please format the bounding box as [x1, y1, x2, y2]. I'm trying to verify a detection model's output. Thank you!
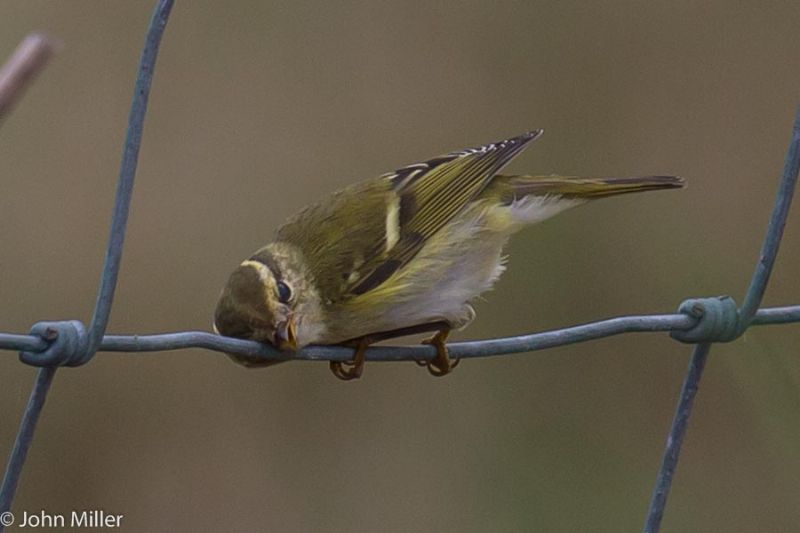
[276, 281, 292, 304]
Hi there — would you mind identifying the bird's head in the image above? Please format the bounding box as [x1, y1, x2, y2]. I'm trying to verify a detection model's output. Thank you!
[214, 242, 321, 352]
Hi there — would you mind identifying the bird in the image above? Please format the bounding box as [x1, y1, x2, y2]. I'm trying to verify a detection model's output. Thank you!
[213, 130, 683, 380]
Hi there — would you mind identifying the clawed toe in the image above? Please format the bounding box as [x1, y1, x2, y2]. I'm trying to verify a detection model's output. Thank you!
[329, 338, 368, 380]
[329, 360, 363, 380]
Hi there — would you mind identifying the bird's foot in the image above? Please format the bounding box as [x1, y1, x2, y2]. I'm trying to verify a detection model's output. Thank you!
[415, 328, 459, 377]
[329, 337, 368, 380]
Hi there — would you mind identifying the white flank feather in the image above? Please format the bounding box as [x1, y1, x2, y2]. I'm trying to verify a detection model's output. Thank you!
[509, 194, 586, 225]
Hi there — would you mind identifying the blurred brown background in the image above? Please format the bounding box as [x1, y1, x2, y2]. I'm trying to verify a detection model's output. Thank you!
[1, 1, 799, 532]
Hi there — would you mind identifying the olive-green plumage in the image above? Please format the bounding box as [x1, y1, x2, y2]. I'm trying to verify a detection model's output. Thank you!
[214, 130, 683, 374]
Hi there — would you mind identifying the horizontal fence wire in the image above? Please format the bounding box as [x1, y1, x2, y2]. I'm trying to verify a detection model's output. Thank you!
[0, 0, 798, 531]
[0, 306, 798, 363]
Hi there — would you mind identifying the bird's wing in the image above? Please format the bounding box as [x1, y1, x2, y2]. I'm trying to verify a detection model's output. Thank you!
[276, 131, 543, 302]
[345, 130, 543, 296]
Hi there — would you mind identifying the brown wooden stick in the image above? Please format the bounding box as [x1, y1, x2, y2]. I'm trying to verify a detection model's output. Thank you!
[0, 32, 57, 123]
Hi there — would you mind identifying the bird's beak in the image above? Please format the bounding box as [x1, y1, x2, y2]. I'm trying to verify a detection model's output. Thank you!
[275, 317, 298, 352]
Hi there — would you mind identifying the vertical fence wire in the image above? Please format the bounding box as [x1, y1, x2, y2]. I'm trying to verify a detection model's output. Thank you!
[642, 343, 711, 533]
[643, 107, 800, 533]
[0, 368, 55, 517]
[0, 32, 58, 528]
[84, 0, 174, 364]
[739, 111, 800, 327]
[0, 0, 174, 525]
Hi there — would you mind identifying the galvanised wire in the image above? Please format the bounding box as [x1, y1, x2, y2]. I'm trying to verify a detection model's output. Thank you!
[0, 1, 797, 531]
[1, 306, 798, 363]
[644, 107, 800, 533]
[0, 0, 175, 526]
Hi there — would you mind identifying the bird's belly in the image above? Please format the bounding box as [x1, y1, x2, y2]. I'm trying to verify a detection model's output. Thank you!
[400, 242, 503, 321]
[323, 211, 510, 343]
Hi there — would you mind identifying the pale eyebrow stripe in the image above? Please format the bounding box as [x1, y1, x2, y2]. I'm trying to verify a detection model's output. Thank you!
[240, 259, 274, 286]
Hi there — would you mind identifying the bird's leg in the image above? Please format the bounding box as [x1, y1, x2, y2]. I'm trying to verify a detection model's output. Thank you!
[418, 326, 459, 377]
[329, 321, 451, 381]
[226, 353, 287, 368]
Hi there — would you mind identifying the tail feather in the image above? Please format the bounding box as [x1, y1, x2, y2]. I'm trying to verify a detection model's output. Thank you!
[501, 175, 684, 200]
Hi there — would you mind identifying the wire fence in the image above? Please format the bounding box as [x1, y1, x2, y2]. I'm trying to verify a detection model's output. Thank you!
[0, 1, 798, 532]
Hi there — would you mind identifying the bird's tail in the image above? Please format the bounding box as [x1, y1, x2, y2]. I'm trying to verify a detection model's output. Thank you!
[484, 174, 684, 227]
[501, 174, 684, 199]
